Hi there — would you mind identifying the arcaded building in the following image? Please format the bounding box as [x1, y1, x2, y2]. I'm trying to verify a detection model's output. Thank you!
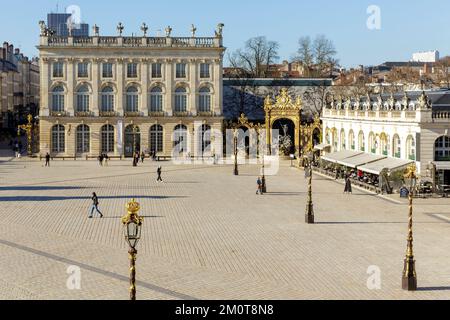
[37, 22, 225, 158]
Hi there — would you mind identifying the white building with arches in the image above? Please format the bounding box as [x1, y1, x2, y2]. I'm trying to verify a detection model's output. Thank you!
[321, 90, 450, 187]
[37, 22, 225, 158]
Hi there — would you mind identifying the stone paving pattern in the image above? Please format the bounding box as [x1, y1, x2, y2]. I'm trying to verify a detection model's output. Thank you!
[0, 156, 450, 300]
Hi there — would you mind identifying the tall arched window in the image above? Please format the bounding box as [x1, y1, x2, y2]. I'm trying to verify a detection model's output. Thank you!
[348, 130, 355, 150]
[380, 133, 388, 156]
[358, 131, 365, 152]
[126, 86, 139, 112]
[101, 86, 114, 112]
[435, 136, 450, 161]
[393, 135, 401, 158]
[150, 124, 164, 153]
[76, 85, 90, 112]
[149, 87, 163, 112]
[368, 132, 376, 154]
[332, 129, 338, 151]
[76, 124, 90, 153]
[173, 124, 188, 154]
[51, 125, 65, 153]
[52, 86, 65, 112]
[101, 124, 115, 153]
[406, 135, 416, 160]
[325, 128, 331, 144]
[340, 129, 346, 150]
[198, 87, 211, 113]
[199, 124, 211, 154]
[175, 87, 187, 113]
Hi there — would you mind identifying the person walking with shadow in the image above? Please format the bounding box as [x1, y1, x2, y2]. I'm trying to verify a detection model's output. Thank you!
[89, 192, 103, 218]
[45, 152, 51, 167]
[157, 166, 163, 182]
[141, 151, 145, 164]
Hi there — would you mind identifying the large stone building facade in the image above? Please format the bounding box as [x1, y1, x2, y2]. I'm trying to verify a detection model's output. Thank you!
[321, 90, 450, 186]
[0, 42, 40, 131]
[37, 23, 225, 158]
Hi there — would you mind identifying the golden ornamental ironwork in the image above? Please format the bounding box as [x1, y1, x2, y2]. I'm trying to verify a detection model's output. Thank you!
[264, 88, 302, 112]
[122, 199, 143, 225]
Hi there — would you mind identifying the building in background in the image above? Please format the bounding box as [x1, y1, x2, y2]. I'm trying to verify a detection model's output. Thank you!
[38, 23, 225, 158]
[412, 50, 440, 63]
[0, 42, 39, 132]
[47, 13, 89, 37]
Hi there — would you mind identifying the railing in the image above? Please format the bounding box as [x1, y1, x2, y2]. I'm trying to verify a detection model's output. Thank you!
[173, 111, 190, 117]
[148, 111, 165, 117]
[50, 110, 69, 117]
[48, 37, 68, 45]
[124, 111, 143, 117]
[98, 37, 118, 45]
[99, 111, 119, 117]
[197, 111, 214, 117]
[75, 111, 94, 117]
[123, 37, 141, 46]
[172, 37, 191, 47]
[433, 111, 450, 119]
[147, 37, 167, 46]
[195, 37, 215, 47]
[74, 37, 93, 45]
[405, 111, 416, 119]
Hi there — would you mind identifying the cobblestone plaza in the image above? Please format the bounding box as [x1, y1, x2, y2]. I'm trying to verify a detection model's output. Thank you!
[0, 156, 449, 300]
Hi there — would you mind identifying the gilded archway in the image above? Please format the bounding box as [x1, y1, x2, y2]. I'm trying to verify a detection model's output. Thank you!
[264, 88, 302, 155]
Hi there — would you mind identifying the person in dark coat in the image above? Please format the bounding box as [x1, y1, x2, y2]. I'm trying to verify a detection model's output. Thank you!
[89, 192, 103, 218]
[45, 153, 51, 167]
[344, 176, 353, 194]
[141, 152, 145, 163]
[157, 166, 163, 182]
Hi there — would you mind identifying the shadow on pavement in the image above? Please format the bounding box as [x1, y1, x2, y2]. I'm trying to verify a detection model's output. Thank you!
[0, 195, 188, 202]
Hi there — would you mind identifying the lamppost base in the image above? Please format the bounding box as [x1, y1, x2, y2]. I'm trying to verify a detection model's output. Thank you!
[234, 169, 239, 176]
[262, 177, 267, 193]
[402, 258, 417, 291]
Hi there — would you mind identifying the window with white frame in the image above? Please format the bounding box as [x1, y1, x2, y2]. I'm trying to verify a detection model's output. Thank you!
[434, 136, 450, 161]
[77, 62, 89, 78]
[149, 87, 163, 112]
[126, 86, 139, 112]
[51, 125, 65, 153]
[102, 63, 113, 78]
[53, 62, 64, 78]
[101, 124, 115, 153]
[76, 124, 90, 153]
[176, 63, 187, 78]
[101, 86, 114, 112]
[150, 124, 164, 153]
[173, 124, 188, 154]
[152, 63, 162, 78]
[174, 87, 187, 112]
[200, 63, 210, 78]
[52, 86, 65, 112]
[127, 63, 138, 78]
[76, 85, 90, 112]
[393, 135, 401, 158]
[406, 135, 416, 160]
[198, 87, 211, 113]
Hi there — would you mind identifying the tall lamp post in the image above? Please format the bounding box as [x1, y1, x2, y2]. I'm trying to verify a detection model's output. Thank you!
[131, 124, 139, 156]
[121, 199, 143, 300]
[261, 153, 267, 193]
[233, 129, 239, 176]
[305, 127, 315, 224]
[17, 114, 34, 156]
[402, 165, 418, 291]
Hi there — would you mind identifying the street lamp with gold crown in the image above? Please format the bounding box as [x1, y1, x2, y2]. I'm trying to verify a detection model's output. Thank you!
[121, 199, 144, 300]
[304, 126, 315, 224]
[402, 165, 418, 291]
[17, 114, 34, 156]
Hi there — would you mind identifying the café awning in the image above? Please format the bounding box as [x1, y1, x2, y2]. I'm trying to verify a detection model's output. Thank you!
[337, 153, 387, 168]
[358, 158, 414, 175]
[321, 150, 364, 164]
[314, 143, 331, 151]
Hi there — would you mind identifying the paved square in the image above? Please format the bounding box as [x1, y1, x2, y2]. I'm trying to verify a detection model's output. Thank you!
[0, 156, 450, 300]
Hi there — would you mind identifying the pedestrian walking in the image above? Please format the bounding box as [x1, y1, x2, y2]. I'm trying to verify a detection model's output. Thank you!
[45, 152, 51, 167]
[256, 177, 263, 195]
[141, 151, 145, 163]
[157, 166, 163, 182]
[344, 176, 353, 194]
[103, 153, 109, 166]
[98, 154, 104, 166]
[89, 192, 103, 218]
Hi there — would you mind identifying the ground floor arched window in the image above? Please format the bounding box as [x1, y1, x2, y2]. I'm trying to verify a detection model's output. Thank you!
[435, 136, 450, 161]
[406, 135, 416, 160]
[76, 124, 90, 153]
[393, 135, 401, 158]
[150, 124, 164, 153]
[101, 124, 115, 153]
[51, 124, 65, 153]
[173, 124, 188, 155]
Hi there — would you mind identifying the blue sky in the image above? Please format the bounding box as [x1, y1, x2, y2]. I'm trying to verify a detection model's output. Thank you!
[1, 0, 449, 68]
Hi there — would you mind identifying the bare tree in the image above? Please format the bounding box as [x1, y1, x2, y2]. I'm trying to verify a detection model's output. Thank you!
[434, 56, 450, 89]
[228, 36, 280, 78]
[294, 34, 338, 77]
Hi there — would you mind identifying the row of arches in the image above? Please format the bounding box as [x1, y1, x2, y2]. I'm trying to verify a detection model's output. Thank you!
[50, 123, 214, 156]
[325, 128, 416, 160]
[51, 84, 214, 114]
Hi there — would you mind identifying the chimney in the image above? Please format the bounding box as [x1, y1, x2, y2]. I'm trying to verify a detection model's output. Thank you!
[15, 48, 20, 55]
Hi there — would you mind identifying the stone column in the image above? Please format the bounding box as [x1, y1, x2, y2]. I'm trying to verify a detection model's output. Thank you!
[165, 59, 173, 116]
[189, 59, 197, 116]
[213, 58, 222, 116]
[67, 59, 75, 116]
[92, 59, 100, 116]
[141, 59, 149, 116]
[40, 58, 50, 116]
[117, 59, 124, 115]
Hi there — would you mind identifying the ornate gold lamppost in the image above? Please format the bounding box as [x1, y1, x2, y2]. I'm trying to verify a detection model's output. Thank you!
[131, 124, 139, 156]
[261, 153, 267, 193]
[121, 199, 144, 300]
[305, 126, 315, 224]
[17, 114, 34, 156]
[402, 165, 418, 291]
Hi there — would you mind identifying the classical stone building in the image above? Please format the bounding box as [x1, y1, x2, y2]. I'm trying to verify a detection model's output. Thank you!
[37, 22, 225, 158]
[0, 42, 40, 131]
[321, 90, 450, 187]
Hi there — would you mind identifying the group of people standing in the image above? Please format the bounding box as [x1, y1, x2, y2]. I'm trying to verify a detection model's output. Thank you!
[98, 153, 109, 166]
